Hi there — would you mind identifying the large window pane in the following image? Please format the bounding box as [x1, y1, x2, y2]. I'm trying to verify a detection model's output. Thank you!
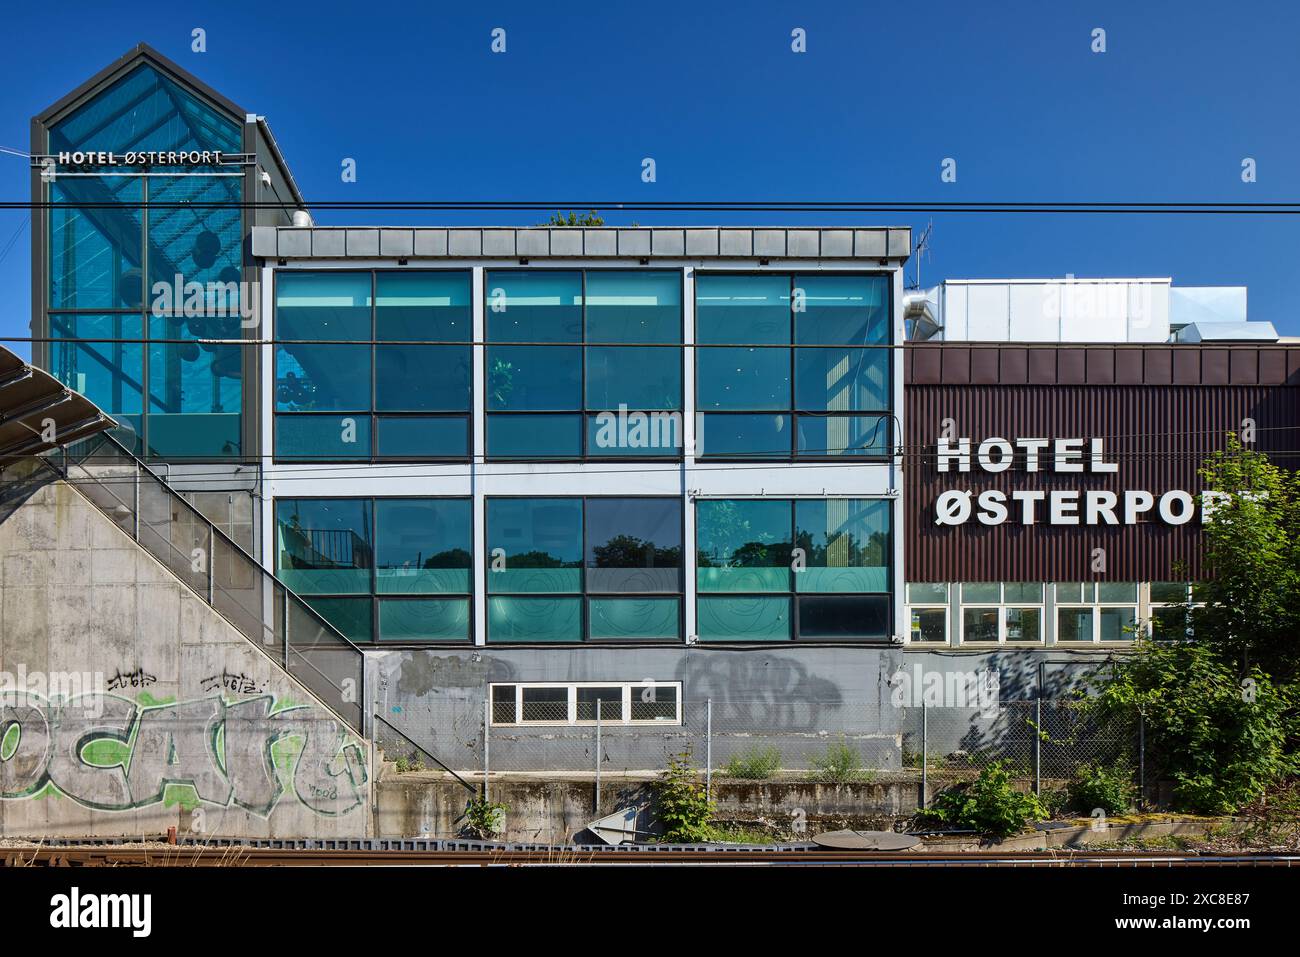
[276, 272, 371, 340]
[585, 271, 680, 343]
[587, 413, 683, 457]
[910, 607, 947, 642]
[487, 414, 582, 458]
[375, 499, 471, 594]
[698, 596, 791, 640]
[697, 347, 790, 410]
[275, 499, 373, 594]
[794, 347, 889, 411]
[275, 344, 371, 411]
[1058, 607, 1094, 642]
[487, 345, 582, 410]
[695, 275, 789, 344]
[375, 416, 468, 458]
[697, 413, 792, 458]
[50, 314, 143, 415]
[275, 414, 370, 460]
[585, 346, 681, 411]
[49, 178, 143, 309]
[375, 271, 470, 341]
[585, 498, 681, 593]
[963, 608, 999, 642]
[486, 271, 582, 342]
[797, 415, 889, 457]
[146, 313, 242, 457]
[797, 595, 889, 640]
[696, 499, 792, 593]
[375, 344, 471, 411]
[304, 597, 372, 642]
[588, 598, 680, 640]
[1099, 606, 1137, 640]
[487, 499, 583, 593]
[488, 597, 582, 642]
[378, 598, 469, 641]
[793, 275, 889, 345]
[795, 499, 890, 593]
[1006, 607, 1041, 642]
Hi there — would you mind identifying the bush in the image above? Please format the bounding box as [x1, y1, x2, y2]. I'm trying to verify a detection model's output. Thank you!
[1067, 762, 1137, 817]
[1095, 642, 1298, 814]
[723, 746, 782, 780]
[807, 738, 870, 784]
[654, 749, 715, 842]
[463, 797, 507, 839]
[922, 761, 1048, 838]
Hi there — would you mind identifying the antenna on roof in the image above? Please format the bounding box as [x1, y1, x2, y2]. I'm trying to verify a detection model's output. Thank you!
[909, 220, 933, 290]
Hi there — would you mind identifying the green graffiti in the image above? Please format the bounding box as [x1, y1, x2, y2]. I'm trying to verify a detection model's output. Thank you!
[1, 722, 18, 761]
[0, 691, 368, 819]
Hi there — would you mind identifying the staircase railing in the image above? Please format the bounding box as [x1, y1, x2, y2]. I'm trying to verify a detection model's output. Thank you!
[50, 432, 365, 735]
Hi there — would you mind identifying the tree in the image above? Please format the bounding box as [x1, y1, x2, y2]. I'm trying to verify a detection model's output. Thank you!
[545, 210, 604, 227]
[1192, 433, 1300, 679]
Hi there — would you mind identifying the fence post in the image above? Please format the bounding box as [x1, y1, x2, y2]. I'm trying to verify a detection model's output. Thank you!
[595, 699, 602, 814]
[483, 697, 490, 802]
[206, 526, 215, 603]
[1033, 697, 1042, 796]
[132, 460, 140, 540]
[1138, 711, 1146, 810]
[705, 698, 713, 802]
[920, 700, 928, 809]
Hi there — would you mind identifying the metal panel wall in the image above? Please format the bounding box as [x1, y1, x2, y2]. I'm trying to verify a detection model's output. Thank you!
[905, 350, 1300, 581]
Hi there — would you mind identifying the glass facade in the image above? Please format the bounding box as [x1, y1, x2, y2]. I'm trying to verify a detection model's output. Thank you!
[487, 497, 682, 641]
[46, 64, 245, 457]
[486, 270, 683, 459]
[695, 274, 891, 458]
[274, 271, 472, 460]
[696, 499, 891, 641]
[274, 498, 472, 642]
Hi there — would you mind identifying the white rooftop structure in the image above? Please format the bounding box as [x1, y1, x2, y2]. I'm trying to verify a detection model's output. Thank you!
[904, 278, 1273, 344]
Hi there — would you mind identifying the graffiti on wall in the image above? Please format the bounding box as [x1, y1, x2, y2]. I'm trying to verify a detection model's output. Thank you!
[0, 691, 367, 818]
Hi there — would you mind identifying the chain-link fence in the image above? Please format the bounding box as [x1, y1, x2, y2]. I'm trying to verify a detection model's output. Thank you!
[374, 693, 1143, 805]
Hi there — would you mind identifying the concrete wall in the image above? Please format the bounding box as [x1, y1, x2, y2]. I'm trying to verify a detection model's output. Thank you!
[376, 772, 923, 843]
[371, 645, 905, 774]
[0, 470, 370, 839]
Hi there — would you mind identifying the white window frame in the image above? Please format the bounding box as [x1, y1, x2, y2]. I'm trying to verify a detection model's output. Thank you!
[489, 680, 683, 727]
[957, 583, 1045, 645]
[1147, 581, 1205, 639]
[1054, 583, 1139, 644]
[904, 582, 949, 645]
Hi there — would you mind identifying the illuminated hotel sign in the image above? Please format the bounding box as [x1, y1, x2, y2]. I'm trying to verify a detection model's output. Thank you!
[932, 436, 1199, 527]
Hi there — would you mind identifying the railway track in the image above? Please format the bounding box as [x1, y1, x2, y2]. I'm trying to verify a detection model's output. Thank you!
[4, 845, 1299, 867]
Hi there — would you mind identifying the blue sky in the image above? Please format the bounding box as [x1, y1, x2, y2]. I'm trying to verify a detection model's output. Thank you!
[2, 0, 1298, 357]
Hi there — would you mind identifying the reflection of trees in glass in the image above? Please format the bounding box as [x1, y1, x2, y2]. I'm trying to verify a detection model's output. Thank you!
[488, 358, 515, 407]
[504, 549, 581, 569]
[795, 530, 888, 568]
[420, 547, 472, 569]
[591, 534, 681, 568]
[696, 501, 790, 569]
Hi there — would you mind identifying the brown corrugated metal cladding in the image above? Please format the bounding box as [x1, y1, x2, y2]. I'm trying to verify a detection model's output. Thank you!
[905, 345, 1300, 582]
